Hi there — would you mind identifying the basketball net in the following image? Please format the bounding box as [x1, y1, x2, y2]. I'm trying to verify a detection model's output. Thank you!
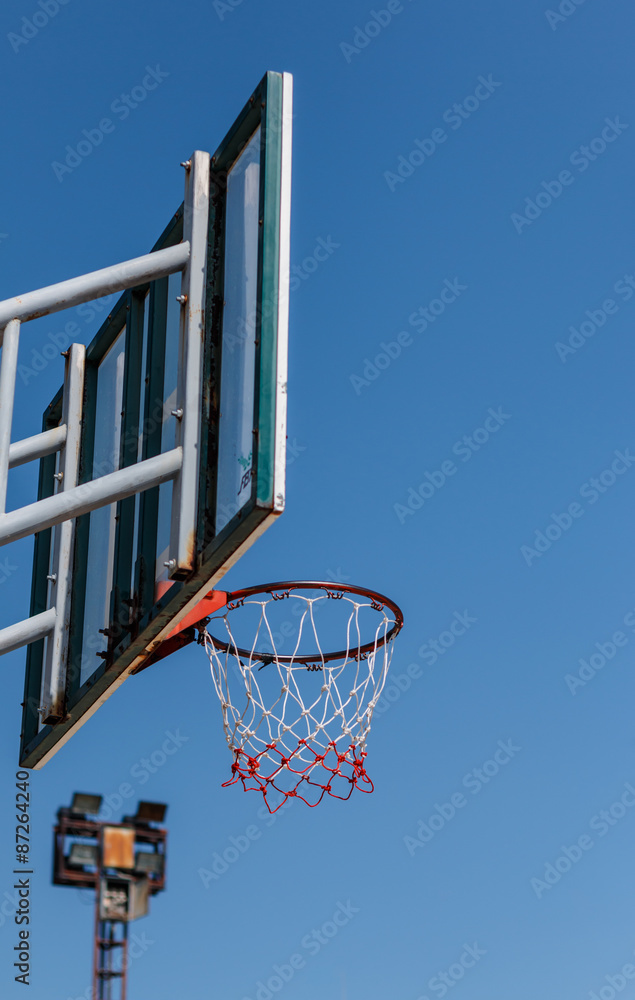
[201, 585, 401, 812]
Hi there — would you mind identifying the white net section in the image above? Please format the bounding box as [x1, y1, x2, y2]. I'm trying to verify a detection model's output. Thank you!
[202, 585, 401, 812]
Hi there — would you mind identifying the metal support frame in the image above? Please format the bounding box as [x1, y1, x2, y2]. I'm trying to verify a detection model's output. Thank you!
[93, 898, 129, 1000]
[53, 811, 167, 893]
[0, 221, 192, 671]
[169, 150, 210, 577]
[40, 344, 85, 722]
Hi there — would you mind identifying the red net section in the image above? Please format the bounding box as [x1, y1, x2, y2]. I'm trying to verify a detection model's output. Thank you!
[202, 584, 401, 812]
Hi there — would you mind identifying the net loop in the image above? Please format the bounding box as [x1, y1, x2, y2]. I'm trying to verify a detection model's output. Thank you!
[202, 581, 403, 812]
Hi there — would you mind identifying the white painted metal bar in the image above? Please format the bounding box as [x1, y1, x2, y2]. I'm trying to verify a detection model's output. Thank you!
[169, 151, 210, 576]
[0, 319, 21, 513]
[0, 608, 55, 656]
[272, 73, 293, 515]
[0, 242, 190, 333]
[0, 447, 182, 547]
[9, 425, 67, 469]
[40, 344, 85, 722]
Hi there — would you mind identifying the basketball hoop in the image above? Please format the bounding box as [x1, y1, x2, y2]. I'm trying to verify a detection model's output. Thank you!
[200, 581, 403, 812]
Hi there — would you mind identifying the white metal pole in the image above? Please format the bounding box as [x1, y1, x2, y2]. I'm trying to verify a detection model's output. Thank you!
[40, 344, 85, 722]
[9, 425, 67, 469]
[271, 73, 293, 516]
[0, 447, 182, 547]
[0, 608, 55, 656]
[0, 319, 20, 514]
[169, 151, 210, 577]
[0, 242, 190, 334]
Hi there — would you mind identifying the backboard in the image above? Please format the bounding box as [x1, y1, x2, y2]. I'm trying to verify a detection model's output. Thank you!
[5, 70, 293, 767]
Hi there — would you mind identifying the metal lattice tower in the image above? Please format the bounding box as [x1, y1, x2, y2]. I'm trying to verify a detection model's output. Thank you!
[93, 905, 129, 1000]
[52, 795, 167, 1000]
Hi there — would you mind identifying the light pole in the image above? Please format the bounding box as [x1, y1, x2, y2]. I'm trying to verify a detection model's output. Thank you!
[53, 794, 167, 999]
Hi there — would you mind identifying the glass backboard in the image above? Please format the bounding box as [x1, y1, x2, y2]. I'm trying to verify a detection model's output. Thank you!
[19, 70, 292, 768]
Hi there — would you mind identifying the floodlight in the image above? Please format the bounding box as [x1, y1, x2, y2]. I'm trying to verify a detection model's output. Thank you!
[134, 801, 167, 824]
[70, 793, 103, 816]
[68, 843, 99, 867]
[134, 852, 164, 875]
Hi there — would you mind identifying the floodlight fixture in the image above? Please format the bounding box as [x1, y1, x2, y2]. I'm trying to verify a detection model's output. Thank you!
[134, 801, 167, 824]
[134, 851, 164, 875]
[68, 843, 99, 867]
[70, 793, 103, 816]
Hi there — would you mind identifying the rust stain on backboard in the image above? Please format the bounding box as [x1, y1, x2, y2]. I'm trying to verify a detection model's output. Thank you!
[102, 827, 135, 869]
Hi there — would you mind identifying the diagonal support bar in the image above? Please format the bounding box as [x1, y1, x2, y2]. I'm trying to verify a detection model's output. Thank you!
[0, 608, 55, 656]
[0, 242, 190, 335]
[0, 447, 183, 548]
[0, 319, 20, 513]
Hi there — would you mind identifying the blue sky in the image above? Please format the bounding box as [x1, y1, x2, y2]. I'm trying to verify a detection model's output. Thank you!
[2, 0, 635, 997]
